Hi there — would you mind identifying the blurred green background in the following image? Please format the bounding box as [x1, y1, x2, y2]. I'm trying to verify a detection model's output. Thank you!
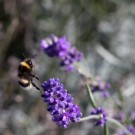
[0, 0, 135, 135]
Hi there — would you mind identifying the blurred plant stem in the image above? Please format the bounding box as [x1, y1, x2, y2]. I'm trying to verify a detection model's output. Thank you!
[95, 44, 133, 71]
[79, 115, 133, 135]
[74, 62, 93, 79]
[0, 18, 19, 66]
[107, 117, 133, 135]
[104, 123, 109, 135]
[86, 84, 97, 108]
[79, 115, 100, 122]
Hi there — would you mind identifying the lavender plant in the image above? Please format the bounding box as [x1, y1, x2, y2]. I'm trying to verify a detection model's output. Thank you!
[90, 108, 107, 127]
[33, 34, 134, 135]
[41, 78, 82, 128]
[41, 34, 83, 72]
[88, 77, 111, 98]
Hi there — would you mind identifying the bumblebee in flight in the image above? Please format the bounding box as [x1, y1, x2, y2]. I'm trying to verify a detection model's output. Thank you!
[18, 58, 40, 90]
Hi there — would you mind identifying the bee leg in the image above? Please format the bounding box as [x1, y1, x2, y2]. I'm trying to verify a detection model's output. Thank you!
[30, 74, 41, 82]
[31, 81, 40, 90]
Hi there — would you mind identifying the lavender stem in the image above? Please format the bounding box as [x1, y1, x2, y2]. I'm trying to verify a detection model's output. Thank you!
[79, 115, 133, 135]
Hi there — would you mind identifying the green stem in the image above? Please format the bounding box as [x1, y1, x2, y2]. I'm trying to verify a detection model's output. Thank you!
[86, 84, 97, 108]
[78, 116, 133, 135]
[79, 115, 100, 122]
[104, 123, 109, 135]
[107, 117, 133, 135]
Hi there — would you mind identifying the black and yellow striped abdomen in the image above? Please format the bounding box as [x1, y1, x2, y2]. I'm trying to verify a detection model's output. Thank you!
[19, 78, 30, 87]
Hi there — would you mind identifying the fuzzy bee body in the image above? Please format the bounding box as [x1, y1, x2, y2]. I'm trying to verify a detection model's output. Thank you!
[19, 77, 30, 87]
[18, 58, 40, 90]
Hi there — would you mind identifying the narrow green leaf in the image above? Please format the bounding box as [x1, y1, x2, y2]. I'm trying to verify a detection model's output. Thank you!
[104, 123, 109, 135]
[86, 84, 97, 108]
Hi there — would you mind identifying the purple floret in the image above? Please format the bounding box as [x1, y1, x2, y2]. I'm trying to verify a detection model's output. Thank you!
[90, 108, 107, 127]
[60, 47, 83, 71]
[90, 78, 110, 98]
[41, 78, 82, 128]
[40, 34, 58, 57]
[40, 34, 70, 58]
[56, 36, 71, 59]
[113, 111, 126, 122]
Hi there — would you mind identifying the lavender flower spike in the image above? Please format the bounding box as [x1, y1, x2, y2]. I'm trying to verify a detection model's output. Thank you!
[40, 34, 83, 72]
[40, 34, 70, 58]
[90, 77, 110, 98]
[41, 78, 82, 128]
[90, 108, 107, 127]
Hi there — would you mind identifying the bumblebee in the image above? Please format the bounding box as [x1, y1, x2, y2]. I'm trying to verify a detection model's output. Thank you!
[18, 58, 40, 90]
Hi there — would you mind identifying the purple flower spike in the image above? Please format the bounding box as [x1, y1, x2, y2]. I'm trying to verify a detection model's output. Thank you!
[90, 108, 107, 127]
[41, 78, 82, 128]
[90, 77, 110, 98]
[40, 34, 70, 58]
[40, 34, 83, 72]
[60, 47, 83, 72]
